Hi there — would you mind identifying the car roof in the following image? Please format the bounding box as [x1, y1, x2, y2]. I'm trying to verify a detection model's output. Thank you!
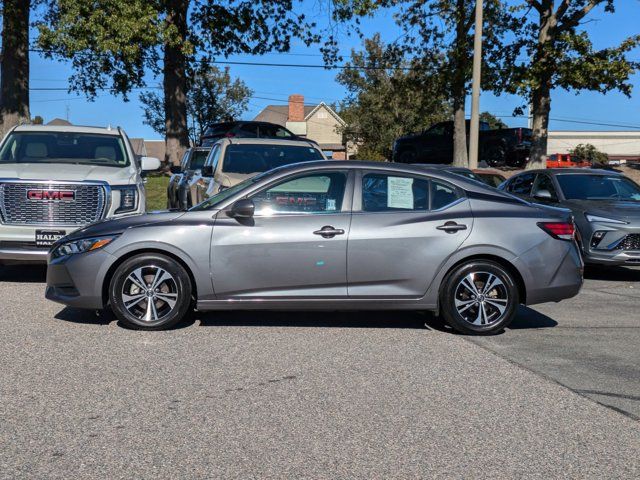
[263, 160, 512, 193]
[13, 124, 121, 136]
[216, 137, 319, 148]
[412, 164, 473, 173]
[514, 168, 621, 176]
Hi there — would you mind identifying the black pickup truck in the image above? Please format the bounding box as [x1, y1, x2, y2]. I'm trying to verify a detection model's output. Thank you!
[392, 120, 532, 167]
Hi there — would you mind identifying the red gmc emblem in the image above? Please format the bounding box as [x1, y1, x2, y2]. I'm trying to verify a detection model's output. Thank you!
[27, 189, 76, 201]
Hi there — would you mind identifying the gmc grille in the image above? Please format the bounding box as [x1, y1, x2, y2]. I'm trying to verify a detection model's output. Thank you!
[0, 182, 108, 226]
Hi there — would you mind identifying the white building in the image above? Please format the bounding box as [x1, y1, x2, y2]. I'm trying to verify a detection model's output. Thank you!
[547, 131, 640, 161]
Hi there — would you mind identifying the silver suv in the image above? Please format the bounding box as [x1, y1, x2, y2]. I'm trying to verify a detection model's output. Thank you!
[0, 125, 160, 263]
[190, 138, 327, 206]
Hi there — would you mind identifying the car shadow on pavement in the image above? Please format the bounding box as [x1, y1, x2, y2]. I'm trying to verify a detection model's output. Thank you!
[0, 264, 47, 283]
[196, 310, 430, 330]
[584, 265, 640, 282]
[53, 305, 558, 333]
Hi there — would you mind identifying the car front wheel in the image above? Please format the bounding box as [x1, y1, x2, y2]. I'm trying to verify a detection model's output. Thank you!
[440, 261, 519, 335]
[109, 253, 193, 330]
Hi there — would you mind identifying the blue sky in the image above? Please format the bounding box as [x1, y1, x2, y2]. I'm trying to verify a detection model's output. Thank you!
[28, 1, 640, 139]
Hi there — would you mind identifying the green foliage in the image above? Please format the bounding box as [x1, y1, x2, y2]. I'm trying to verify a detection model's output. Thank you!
[140, 64, 252, 143]
[479, 112, 508, 130]
[144, 174, 170, 212]
[570, 143, 609, 165]
[337, 34, 450, 160]
[31, 115, 44, 125]
[500, 1, 639, 102]
[36, 0, 318, 100]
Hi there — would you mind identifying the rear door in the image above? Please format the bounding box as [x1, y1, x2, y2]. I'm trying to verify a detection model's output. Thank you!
[347, 170, 473, 297]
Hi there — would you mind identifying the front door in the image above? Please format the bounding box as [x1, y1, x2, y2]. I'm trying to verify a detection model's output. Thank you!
[348, 171, 473, 297]
[211, 170, 352, 298]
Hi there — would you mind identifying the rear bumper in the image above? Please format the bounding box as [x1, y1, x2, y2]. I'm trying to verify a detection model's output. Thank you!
[523, 243, 584, 306]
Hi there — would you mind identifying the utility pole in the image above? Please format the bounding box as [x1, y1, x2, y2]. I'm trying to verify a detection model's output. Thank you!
[468, 0, 483, 169]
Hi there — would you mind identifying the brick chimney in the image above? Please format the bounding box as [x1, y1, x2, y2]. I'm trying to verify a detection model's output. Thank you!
[288, 94, 305, 122]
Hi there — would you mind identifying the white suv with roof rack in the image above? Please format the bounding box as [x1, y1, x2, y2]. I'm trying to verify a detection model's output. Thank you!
[0, 124, 160, 263]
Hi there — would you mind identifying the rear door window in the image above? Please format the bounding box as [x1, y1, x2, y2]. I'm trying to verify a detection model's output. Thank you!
[362, 173, 430, 212]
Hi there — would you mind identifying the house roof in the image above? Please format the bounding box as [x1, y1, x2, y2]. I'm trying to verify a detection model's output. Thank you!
[46, 118, 73, 126]
[253, 102, 345, 127]
[253, 105, 315, 126]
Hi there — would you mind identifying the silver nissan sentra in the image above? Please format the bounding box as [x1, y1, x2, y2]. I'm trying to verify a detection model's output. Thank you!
[46, 161, 583, 334]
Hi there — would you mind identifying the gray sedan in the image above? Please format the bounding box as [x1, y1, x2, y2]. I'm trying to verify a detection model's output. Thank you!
[500, 168, 640, 266]
[46, 161, 583, 334]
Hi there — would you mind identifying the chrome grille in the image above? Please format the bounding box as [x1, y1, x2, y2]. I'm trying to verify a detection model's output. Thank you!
[618, 234, 640, 251]
[0, 182, 107, 226]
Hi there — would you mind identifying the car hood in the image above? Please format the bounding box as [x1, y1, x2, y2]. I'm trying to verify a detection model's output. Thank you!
[58, 211, 186, 243]
[0, 162, 136, 185]
[563, 199, 640, 222]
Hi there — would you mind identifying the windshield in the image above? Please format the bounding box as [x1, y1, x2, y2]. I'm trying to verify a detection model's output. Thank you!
[556, 174, 640, 201]
[0, 131, 129, 167]
[190, 149, 209, 170]
[222, 144, 323, 174]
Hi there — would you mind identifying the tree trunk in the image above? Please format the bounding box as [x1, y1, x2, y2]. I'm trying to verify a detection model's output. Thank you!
[527, 2, 556, 170]
[0, 0, 30, 136]
[163, 0, 190, 166]
[451, 0, 468, 167]
[528, 76, 551, 170]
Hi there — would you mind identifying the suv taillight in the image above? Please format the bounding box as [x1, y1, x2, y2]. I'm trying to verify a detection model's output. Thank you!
[537, 222, 575, 241]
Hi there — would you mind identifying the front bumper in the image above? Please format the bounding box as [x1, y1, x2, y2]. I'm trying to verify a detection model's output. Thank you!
[581, 224, 640, 266]
[45, 249, 116, 309]
[0, 224, 81, 262]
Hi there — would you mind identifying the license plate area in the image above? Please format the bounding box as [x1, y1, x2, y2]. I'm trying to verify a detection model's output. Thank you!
[35, 230, 66, 247]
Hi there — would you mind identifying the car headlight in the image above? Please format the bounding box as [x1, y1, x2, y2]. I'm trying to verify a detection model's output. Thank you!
[52, 236, 117, 259]
[115, 186, 138, 214]
[585, 214, 628, 224]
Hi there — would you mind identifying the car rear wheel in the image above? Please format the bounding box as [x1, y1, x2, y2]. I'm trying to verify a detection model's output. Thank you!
[440, 261, 519, 335]
[109, 253, 192, 330]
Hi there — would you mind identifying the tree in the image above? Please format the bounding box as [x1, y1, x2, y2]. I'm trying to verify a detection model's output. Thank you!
[333, 1, 519, 167]
[140, 64, 252, 144]
[571, 143, 608, 165]
[0, 0, 31, 135]
[31, 115, 44, 125]
[502, 1, 640, 169]
[479, 111, 508, 130]
[37, 1, 317, 165]
[336, 35, 450, 160]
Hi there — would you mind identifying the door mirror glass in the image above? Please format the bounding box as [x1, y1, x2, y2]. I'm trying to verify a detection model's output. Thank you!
[228, 199, 255, 218]
[202, 165, 214, 177]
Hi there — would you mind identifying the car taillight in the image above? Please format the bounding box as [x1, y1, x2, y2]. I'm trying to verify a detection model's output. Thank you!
[224, 132, 235, 138]
[537, 222, 575, 241]
[517, 128, 522, 143]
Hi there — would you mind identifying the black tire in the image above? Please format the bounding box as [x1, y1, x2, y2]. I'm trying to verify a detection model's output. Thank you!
[483, 144, 507, 168]
[440, 260, 519, 335]
[109, 253, 193, 330]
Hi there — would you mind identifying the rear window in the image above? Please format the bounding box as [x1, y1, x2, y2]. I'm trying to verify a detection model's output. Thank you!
[0, 131, 129, 167]
[202, 123, 234, 137]
[222, 144, 324, 174]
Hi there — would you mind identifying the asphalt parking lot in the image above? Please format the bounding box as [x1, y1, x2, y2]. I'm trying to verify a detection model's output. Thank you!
[1, 265, 639, 478]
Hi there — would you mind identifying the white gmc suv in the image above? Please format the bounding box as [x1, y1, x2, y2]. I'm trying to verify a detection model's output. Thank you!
[0, 124, 160, 263]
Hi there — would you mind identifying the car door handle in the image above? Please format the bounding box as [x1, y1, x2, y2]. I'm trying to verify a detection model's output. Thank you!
[436, 222, 467, 233]
[313, 226, 345, 238]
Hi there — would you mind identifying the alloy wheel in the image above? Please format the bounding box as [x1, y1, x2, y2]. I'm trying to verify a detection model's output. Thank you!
[454, 271, 509, 326]
[121, 265, 179, 322]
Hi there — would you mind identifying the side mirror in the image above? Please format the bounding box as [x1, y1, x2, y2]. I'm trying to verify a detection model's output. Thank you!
[141, 156, 161, 172]
[534, 189, 553, 200]
[227, 199, 255, 219]
[170, 165, 182, 174]
[202, 165, 214, 177]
